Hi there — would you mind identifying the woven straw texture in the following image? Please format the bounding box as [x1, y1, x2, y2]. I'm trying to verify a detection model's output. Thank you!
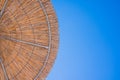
[0, 0, 58, 80]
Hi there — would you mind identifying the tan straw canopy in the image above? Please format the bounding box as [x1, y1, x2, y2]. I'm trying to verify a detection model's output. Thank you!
[0, 0, 59, 80]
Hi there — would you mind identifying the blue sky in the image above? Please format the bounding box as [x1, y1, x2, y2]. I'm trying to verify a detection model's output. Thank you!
[47, 0, 120, 80]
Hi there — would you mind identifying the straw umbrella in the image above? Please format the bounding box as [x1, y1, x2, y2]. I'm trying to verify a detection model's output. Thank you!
[0, 0, 59, 80]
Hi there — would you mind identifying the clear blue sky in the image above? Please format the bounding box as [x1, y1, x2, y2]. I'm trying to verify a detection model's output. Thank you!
[47, 0, 120, 80]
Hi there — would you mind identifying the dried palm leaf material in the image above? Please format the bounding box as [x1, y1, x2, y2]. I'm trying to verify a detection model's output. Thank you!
[0, 0, 59, 80]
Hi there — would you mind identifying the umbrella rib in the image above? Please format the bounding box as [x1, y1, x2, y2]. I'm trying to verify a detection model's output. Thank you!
[0, 0, 8, 18]
[0, 58, 9, 80]
[0, 36, 48, 49]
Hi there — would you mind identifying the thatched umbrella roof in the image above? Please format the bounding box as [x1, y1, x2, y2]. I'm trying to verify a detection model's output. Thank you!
[0, 0, 59, 80]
